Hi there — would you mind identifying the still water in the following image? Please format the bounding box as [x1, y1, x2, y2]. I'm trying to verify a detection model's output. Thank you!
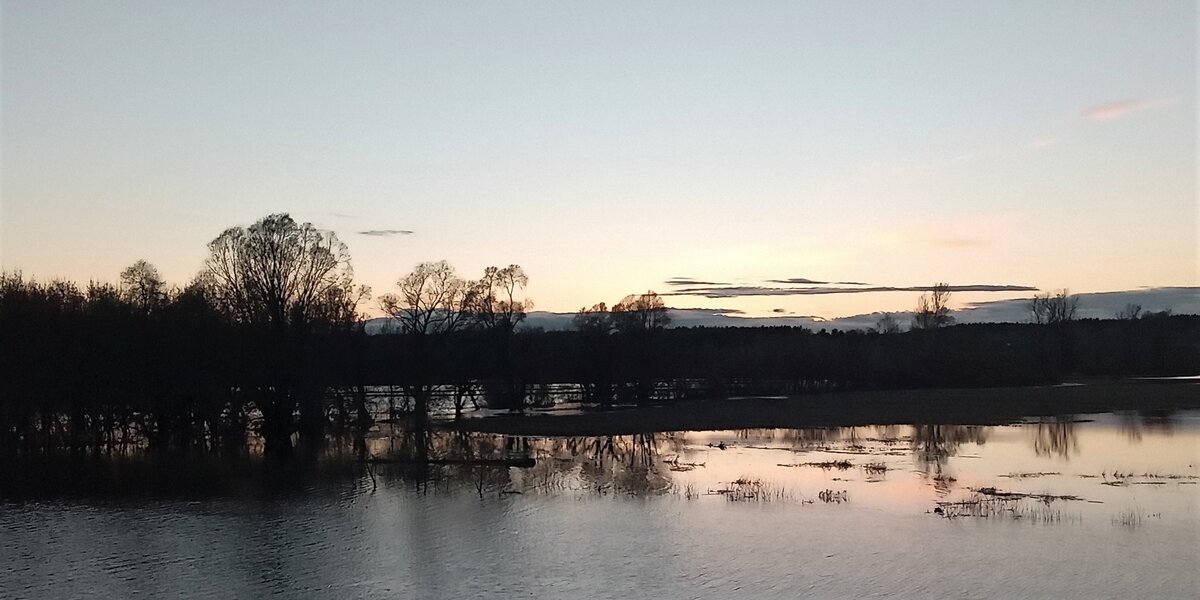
[3, 411, 1198, 598]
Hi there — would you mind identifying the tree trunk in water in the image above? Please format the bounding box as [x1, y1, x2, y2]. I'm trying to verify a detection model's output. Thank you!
[260, 390, 294, 462]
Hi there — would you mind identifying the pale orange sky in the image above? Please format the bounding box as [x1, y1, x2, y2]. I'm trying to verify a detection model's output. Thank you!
[2, 2, 1195, 318]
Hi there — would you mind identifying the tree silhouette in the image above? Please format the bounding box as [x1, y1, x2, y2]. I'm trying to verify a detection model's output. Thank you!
[1029, 289, 1079, 325]
[874, 312, 901, 334]
[204, 214, 360, 329]
[119, 260, 167, 314]
[468, 264, 531, 410]
[912, 283, 953, 330]
[201, 214, 365, 458]
[380, 260, 473, 336]
[611, 291, 671, 334]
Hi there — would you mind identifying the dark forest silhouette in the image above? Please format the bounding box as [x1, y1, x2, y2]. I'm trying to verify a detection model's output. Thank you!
[2, 214, 1197, 461]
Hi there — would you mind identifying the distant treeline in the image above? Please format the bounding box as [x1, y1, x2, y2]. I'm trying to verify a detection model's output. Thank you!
[2, 214, 1196, 460]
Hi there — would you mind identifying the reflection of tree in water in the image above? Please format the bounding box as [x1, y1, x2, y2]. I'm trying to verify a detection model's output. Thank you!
[1030, 416, 1078, 459]
[1116, 410, 1176, 443]
[369, 429, 677, 496]
[732, 427, 859, 450]
[565, 434, 673, 495]
[911, 425, 989, 493]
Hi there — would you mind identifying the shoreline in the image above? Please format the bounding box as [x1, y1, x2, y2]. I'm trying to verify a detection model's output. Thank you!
[446, 380, 1200, 437]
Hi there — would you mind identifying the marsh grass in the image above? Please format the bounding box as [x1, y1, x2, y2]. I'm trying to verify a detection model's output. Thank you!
[1112, 509, 1161, 529]
[818, 489, 848, 503]
[710, 477, 794, 502]
[778, 460, 853, 470]
[862, 462, 889, 475]
[999, 472, 1061, 479]
[936, 494, 1080, 525]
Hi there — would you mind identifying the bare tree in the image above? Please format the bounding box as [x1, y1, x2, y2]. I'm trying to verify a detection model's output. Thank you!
[470, 264, 531, 333]
[203, 213, 363, 330]
[874, 312, 901, 334]
[202, 214, 367, 458]
[464, 264, 532, 411]
[611, 291, 671, 334]
[1029, 289, 1079, 325]
[572, 302, 614, 335]
[380, 260, 473, 336]
[911, 283, 954, 330]
[119, 260, 167, 314]
[1116, 303, 1142, 320]
[380, 261, 478, 421]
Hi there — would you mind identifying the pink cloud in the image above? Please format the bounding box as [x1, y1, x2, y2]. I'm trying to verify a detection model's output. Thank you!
[1081, 98, 1176, 120]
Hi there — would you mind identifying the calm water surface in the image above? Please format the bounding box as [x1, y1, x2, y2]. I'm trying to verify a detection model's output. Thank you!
[3, 410, 1198, 598]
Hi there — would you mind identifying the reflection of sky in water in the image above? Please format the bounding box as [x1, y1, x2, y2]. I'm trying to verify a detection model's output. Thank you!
[4, 410, 1198, 598]
[359, 410, 1200, 526]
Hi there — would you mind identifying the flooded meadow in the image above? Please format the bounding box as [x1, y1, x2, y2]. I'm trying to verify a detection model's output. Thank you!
[3, 409, 1198, 598]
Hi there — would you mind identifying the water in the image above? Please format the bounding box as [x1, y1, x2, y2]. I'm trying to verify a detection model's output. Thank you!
[3, 411, 1198, 598]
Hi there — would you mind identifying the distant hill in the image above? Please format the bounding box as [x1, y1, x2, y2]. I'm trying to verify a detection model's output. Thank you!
[363, 286, 1198, 334]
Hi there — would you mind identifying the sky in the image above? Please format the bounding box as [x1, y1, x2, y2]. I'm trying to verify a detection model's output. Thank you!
[2, 1, 1196, 319]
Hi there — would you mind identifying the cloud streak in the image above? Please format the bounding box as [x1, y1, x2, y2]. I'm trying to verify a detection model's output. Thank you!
[358, 229, 414, 237]
[665, 277, 731, 286]
[667, 284, 1037, 299]
[766, 277, 831, 285]
[1081, 98, 1175, 120]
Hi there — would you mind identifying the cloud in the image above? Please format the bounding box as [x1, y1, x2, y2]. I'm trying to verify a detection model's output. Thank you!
[667, 284, 1037, 299]
[329, 212, 356, 219]
[358, 229, 414, 237]
[957, 286, 1200, 323]
[665, 277, 732, 287]
[766, 277, 829, 285]
[1081, 98, 1175, 121]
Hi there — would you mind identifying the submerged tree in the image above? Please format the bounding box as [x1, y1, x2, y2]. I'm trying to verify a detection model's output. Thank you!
[380, 260, 475, 425]
[202, 214, 366, 458]
[470, 265, 532, 410]
[611, 291, 671, 404]
[572, 303, 616, 406]
[911, 283, 954, 330]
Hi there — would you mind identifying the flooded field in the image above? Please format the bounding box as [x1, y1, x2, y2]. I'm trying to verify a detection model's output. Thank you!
[3, 410, 1198, 598]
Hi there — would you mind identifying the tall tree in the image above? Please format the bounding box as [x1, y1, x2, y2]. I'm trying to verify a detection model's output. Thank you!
[611, 291, 671, 334]
[912, 283, 954, 330]
[611, 291, 671, 404]
[202, 214, 365, 458]
[470, 265, 531, 410]
[204, 214, 360, 330]
[380, 260, 473, 336]
[470, 264, 531, 333]
[119, 260, 167, 314]
[573, 303, 616, 406]
[380, 260, 474, 428]
[1029, 289, 1079, 325]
